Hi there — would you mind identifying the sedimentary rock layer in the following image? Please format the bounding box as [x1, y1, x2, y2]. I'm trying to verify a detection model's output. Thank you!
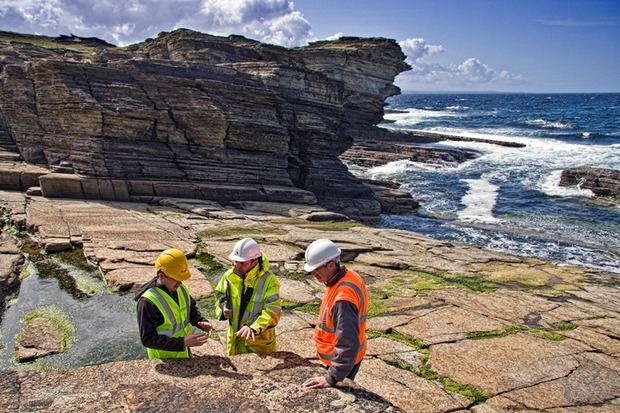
[0, 29, 411, 221]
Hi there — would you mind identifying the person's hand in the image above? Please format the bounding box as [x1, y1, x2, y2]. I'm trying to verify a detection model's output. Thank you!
[223, 301, 233, 320]
[197, 321, 213, 335]
[184, 329, 209, 348]
[303, 376, 331, 389]
[235, 325, 255, 341]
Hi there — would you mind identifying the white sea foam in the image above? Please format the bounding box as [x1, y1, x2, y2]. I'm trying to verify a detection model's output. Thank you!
[541, 170, 594, 198]
[383, 108, 459, 126]
[457, 177, 501, 223]
[380, 93, 620, 274]
[365, 160, 444, 182]
[429, 131, 619, 171]
[525, 118, 574, 129]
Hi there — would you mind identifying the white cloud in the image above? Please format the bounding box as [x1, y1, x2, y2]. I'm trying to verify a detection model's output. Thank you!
[0, 2, 527, 91]
[399, 37, 445, 64]
[457, 58, 495, 82]
[0, 0, 314, 46]
[397, 37, 527, 91]
[538, 17, 619, 28]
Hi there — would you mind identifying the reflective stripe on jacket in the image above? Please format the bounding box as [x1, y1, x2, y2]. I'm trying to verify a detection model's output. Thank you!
[315, 268, 368, 366]
[141, 283, 192, 359]
[214, 253, 281, 356]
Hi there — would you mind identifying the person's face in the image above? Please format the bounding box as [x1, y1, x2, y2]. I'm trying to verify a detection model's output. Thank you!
[233, 258, 257, 276]
[158, 271, 182, 292]
[310, 261, 336, 284]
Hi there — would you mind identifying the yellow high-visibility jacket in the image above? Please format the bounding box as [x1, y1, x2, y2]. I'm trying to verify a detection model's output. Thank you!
[215, 253, 281, 355]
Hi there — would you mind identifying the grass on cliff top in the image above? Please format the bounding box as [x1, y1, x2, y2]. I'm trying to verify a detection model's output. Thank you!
[0, 31, 99, 53]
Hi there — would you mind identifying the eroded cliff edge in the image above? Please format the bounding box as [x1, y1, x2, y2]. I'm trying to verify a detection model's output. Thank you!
[0, 29, 412, 222]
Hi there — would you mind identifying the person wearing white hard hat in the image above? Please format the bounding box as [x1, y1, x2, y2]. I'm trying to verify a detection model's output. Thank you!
[302, 239, 368, 389]
[134, 248, 213, 359]
[214, 237, 282, 355]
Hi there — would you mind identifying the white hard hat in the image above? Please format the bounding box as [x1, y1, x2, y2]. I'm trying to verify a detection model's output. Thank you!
[304, 239, 341, 272]
[228, 238, 261, 262]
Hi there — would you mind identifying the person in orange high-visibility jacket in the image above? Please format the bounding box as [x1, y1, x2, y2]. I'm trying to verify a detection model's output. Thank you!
[302, 239, 368, 389]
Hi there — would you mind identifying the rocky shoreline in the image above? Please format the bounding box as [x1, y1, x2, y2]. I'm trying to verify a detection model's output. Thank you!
[0, 29, 618, 412]
[1, 189, 619, 412]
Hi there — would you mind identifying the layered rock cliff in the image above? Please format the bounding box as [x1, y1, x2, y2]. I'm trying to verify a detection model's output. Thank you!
[0, 29, 411, 222]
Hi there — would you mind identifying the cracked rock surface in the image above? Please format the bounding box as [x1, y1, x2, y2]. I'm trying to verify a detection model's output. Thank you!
[0, 191, 619, 413]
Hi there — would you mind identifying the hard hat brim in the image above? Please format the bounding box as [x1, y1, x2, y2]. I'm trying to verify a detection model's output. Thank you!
[304, 262, 319, 272]
[304, 252, 340, 273]
[228, 252, 250, 262]
[165, 268, 191, 282]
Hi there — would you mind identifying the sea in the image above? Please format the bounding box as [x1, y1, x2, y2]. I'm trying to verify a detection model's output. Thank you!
[367, 93, 620, 275]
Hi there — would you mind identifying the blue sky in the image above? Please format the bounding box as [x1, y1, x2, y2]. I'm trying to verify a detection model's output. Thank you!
[1, 0, 618, 92]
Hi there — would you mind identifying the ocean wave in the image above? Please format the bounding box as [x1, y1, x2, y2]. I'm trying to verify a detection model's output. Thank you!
[380, 93, 620, 274]
[383, 108, 461, 126]
[540, 170, 595, 198]
[366, 160, 453, 180]
[457, 177, 501, 224]
[524, 118, 574, 130]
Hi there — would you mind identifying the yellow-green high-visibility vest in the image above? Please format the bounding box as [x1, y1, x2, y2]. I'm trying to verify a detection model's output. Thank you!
[141, 283, 193, 359]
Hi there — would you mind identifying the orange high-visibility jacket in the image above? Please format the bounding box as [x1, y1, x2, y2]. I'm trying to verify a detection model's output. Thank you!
[315, 268, 368, 366]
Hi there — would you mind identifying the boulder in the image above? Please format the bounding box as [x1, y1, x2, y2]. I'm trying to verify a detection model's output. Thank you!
[560, 166, 620, 201]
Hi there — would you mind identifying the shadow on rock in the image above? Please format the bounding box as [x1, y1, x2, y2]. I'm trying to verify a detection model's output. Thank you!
[155, 355, 252, 380]
[254, 351, 316, 372]
[338, 383, 399, 410]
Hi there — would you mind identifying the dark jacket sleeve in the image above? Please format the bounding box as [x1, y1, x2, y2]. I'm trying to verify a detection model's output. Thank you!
[325, 300, 360, 385]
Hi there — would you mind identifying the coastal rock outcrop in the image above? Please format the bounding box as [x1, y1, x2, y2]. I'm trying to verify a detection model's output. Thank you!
[1, 191, 619, 412]
[0, 29, 411, 222]
[560, 166, 620, 201]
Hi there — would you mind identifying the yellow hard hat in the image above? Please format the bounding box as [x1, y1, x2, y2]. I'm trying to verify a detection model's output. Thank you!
[155, 248, 191, 281]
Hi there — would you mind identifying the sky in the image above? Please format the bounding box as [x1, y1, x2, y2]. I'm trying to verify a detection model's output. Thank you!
[1, 0, 619, 93]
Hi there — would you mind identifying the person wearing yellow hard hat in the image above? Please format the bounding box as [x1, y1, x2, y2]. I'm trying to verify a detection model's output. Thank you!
[302, 239, 369, 389]
[134, 248, 212, 359]
[214, 237, 282, 356]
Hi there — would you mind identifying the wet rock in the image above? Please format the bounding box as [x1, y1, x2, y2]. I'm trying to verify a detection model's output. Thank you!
[0, 232, 23, 318]
[560, 166, 620, 201]
[16, 318, 64, 362]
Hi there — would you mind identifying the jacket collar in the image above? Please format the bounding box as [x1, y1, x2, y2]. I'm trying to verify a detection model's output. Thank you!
[325, 266, 346, 287]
